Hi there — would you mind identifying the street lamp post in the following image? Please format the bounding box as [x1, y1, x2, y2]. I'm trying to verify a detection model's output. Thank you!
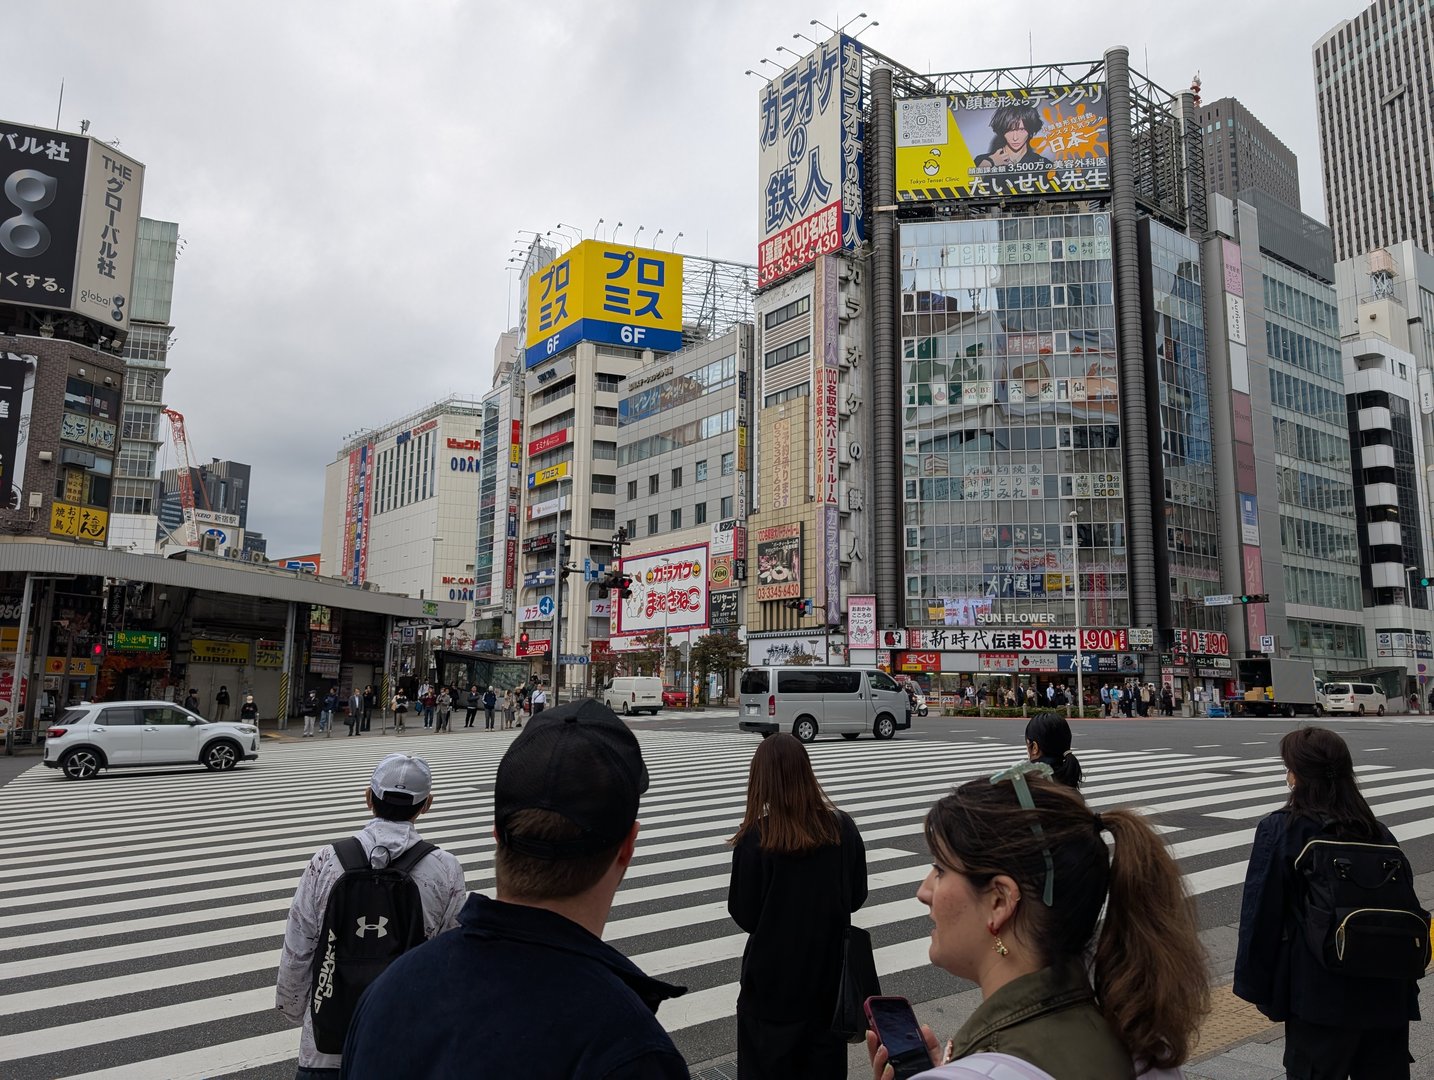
[1405, 564, 1419, 609]
[428, 536, 445, 682]
[1070, 510, 1083, 717]
[658, 557, 673, 685]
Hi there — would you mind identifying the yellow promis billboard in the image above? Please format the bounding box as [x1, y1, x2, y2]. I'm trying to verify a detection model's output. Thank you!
[895, 84, 1109, 201]
[524, 240, 683, 368]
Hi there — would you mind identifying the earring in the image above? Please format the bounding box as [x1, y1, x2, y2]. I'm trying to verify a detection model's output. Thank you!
[992, 935, 1009, 957]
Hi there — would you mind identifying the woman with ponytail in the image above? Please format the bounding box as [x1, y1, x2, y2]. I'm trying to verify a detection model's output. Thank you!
[867, 765, 1206, 1079]
[1023, 712, 1083, 789]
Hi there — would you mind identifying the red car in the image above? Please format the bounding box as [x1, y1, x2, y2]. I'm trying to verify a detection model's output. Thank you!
[662, 685, 687, 708]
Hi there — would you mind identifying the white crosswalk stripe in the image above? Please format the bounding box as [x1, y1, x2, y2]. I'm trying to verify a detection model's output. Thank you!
[4, 729, 1432, 1079]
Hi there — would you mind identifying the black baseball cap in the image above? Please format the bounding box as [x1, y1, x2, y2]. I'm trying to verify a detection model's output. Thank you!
[494, 697, 649, 859]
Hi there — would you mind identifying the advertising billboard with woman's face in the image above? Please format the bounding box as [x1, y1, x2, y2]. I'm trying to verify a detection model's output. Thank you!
[895, 84, 1109, 202]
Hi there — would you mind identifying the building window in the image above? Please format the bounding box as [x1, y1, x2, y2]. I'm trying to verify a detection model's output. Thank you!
[695, 502, 707, 524]
[627, 479, 638, 501]
[671, 466, 682, 488]
[764, 382, 811, 408]
[763, 336, 811, 370]
[649, 474, 660, 496]
[721, 452, 735, 476]
[592, 474, 616, 495]
[720, 495, 734, 518]
[595, 373, 622, 393]
[764, 294, 811, 330]
[647, 513, 659, 536]
[590, 509, 615, 531]
[695, 459, 708, 482]
[593, 441, 617, 460]
[671, 508, 682, 530]
[626, 518, 637, 540]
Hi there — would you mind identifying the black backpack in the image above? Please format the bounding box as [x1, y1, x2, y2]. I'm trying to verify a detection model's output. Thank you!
[1294, 827, 1431, 980]
[309, 837, 437, 1053]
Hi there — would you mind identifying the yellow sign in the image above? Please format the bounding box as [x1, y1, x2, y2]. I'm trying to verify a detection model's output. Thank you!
[191, 639, 252, 664]
[63, 469, 84, 502]
[524, 241, 683, 366]
[528, 460, 569, 489]
[49, 501, 109, 543]
[44, 657, 97, 676]
[255, 640, 284, 668]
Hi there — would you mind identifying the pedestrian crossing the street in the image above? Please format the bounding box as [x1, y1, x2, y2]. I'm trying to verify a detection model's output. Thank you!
[5, 729, 1434, 1079]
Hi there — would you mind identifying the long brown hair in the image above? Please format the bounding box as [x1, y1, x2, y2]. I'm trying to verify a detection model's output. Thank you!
[1281, 726, 1380, 839]
[730, 733, 841, 854]
[924, 777, 1207, 1069]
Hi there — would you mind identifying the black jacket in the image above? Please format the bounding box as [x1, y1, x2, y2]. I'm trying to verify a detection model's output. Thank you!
[341, 894, 689, 1079]
[728, 809, 867, 1019]
[1234, 807, 1420, 1027]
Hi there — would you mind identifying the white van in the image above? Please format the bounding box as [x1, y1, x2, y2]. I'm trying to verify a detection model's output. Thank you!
[1318, 681, 1388, 716]
[737, 666, 911, 742]
[604, 676, 664, 716]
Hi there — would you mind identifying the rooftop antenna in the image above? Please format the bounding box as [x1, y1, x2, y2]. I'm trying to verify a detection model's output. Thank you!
[55, 79, 63, 129]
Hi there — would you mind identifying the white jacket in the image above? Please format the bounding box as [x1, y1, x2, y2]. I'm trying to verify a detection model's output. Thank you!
[274, 818, 467, 1069]
[915, 1053, 1183, 1079]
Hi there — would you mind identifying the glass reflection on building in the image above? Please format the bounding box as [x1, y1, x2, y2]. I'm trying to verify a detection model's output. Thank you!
[899, 212, 1124, 628]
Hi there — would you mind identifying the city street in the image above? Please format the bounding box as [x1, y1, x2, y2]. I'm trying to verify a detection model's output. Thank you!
[3, 710, 1434, 1078]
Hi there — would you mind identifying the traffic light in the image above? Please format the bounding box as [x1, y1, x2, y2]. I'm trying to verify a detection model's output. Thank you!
[618, 574, 634, 599]
[784, 598, 813, 615]
[1420, 576, 1434, 588]
[519, 631, 529, 647]
[1237, 594, 1270, 604]
[90, 641, 103, 659]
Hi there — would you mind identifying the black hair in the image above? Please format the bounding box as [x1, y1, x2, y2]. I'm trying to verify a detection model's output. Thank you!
[1281, 726, 1379, 839]
[1024, 711, 1082, 788]
[986, 103, 1044, 154]
[371, 792, 427, 822]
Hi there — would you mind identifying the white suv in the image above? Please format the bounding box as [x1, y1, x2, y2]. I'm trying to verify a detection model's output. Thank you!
[43, 701, 260, 780]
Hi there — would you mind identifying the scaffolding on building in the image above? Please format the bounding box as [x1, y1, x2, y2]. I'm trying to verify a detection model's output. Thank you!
[680, 255, 757, 345]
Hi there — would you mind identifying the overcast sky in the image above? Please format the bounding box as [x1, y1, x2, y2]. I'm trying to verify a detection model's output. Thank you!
[11, 0, 1360, 554]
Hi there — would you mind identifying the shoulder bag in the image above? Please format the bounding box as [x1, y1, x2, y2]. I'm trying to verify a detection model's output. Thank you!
[831, 813, 880, 1041]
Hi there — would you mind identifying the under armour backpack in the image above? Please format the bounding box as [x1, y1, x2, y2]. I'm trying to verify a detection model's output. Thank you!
[309, 837, 436, 1053]
[1294, 826, 1431, 981]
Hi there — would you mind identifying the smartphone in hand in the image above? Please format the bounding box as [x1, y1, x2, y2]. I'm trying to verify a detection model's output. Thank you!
[863, 995, 932, 1079]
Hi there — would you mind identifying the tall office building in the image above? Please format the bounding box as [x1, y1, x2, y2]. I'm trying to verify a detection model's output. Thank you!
[1314, 0, 1434, 260]
[1196, 97, 1301, 209]
[108, 217, 179, 553]
[158, 458, 254, 553]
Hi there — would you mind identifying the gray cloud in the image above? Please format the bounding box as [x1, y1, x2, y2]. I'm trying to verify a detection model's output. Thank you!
[9, 0, 1357, 552]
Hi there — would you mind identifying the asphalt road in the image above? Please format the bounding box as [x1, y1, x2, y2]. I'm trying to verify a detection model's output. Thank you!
[4, 708, 1433, 1078]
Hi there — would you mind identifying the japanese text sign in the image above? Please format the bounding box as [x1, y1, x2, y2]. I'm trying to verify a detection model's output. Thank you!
[847, 595, 877, 648]
[524, 240, 683, 367]
[615, 543, 710, 637]
[755, 523, 802, 602]
[48, 500, 107, 542]
[757, 34, 865, 286]
[895, 84, 1109, 202]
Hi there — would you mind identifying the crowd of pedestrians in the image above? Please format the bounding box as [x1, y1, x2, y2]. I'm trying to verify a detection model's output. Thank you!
[270, 702, 1425, 1080]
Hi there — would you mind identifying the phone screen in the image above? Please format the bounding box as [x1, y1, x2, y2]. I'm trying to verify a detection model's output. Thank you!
[865, 996, 928, 1066]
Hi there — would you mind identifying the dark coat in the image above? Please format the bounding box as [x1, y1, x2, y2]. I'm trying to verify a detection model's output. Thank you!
[728, 809, 867, 1078]
[1234, 807, 1420, 1027]
[341, 894, 688, 1079]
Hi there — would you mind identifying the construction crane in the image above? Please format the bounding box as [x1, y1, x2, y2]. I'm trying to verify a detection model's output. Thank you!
[162, 408, 200, 548]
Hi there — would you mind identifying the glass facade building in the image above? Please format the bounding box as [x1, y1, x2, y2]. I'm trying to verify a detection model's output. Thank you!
[899, 212, 1125, 629]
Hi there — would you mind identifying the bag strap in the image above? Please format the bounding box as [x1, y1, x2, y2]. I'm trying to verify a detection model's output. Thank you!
[389, 839, 437, 875]
[332, 836, 370, 873]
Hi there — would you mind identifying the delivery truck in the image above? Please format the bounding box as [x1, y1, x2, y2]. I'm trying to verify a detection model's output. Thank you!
[1229, 657, 1322, 718]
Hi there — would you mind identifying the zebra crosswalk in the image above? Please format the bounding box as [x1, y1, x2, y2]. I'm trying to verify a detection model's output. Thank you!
[4, 729, 1434, 1078]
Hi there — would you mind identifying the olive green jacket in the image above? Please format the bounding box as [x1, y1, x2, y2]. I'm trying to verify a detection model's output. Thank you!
[947, 961, 1135, 1080]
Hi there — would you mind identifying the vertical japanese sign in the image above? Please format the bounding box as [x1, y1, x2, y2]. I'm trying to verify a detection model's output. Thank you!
[848, 595, 877, 648]
[770, 416, 792, 509]
[813, 256, 842, 623]
[0, 352, 35, 511]
[894, 85, 1109, 201]
[0, 123, 87, 311]
[72, 144, 144, 332]
[342, 442, 373, 585]
[523, 241, 683, 367]
[757, 34, 865, 287]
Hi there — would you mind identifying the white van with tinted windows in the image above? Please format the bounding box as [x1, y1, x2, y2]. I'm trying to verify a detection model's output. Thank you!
[604, 676, 663, 716]
[738, 666, 911, 742]
[1318, 681, 1387, 716]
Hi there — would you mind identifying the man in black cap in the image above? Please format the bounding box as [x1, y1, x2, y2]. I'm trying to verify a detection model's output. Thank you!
[341, 698, 689, 1079]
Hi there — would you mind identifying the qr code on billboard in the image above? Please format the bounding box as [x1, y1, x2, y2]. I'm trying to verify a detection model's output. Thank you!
[897, 97, 947, 147]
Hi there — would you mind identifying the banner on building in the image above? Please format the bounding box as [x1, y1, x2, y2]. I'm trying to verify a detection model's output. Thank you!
[847, 595, 877, 648]
[0, 352, 35, 510]
[895, 84, 1109, 202]
[755, 522, 802, 601]
[615, 544, 710, 636]
[523, 241, 683, 367]
[756, 34, 865, 286]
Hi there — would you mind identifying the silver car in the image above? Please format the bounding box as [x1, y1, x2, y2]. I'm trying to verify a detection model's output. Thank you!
[43, 700, 260, 779]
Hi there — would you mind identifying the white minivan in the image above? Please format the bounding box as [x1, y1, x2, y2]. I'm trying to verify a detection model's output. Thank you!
[1318, 681, 1388, 716]
[603, 676, 664, 716]
[738, 666, 912, 742]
